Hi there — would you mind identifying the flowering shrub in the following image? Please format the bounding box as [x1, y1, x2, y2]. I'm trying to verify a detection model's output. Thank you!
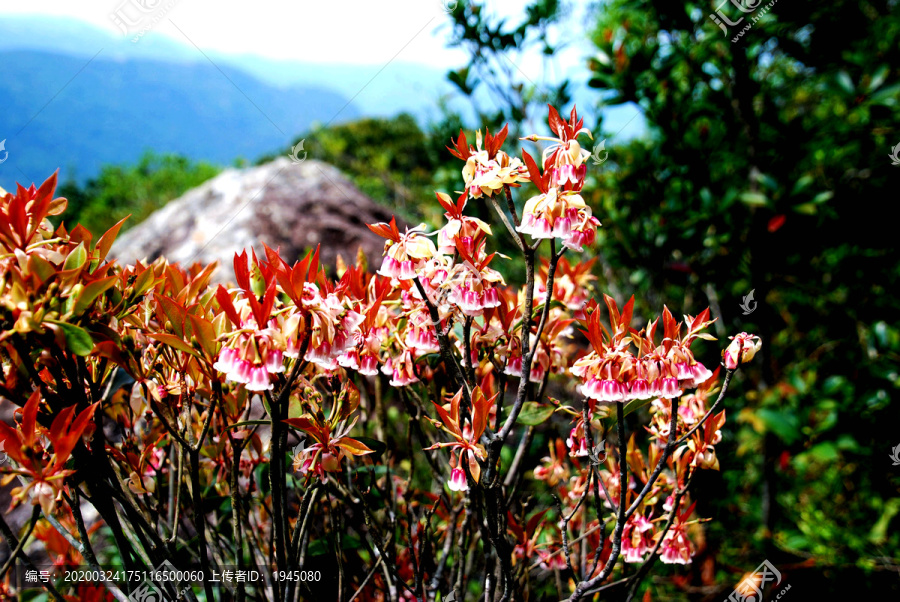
[0, 106, 758, 601]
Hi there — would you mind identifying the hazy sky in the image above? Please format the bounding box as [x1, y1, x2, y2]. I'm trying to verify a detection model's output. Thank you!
[1, 0, 595, 69]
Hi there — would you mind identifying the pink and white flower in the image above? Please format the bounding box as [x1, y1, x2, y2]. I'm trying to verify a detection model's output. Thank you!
[723, 332, 761, 370]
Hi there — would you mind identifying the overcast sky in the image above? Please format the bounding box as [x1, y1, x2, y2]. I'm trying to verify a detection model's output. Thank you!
[1, 0, 596, 69]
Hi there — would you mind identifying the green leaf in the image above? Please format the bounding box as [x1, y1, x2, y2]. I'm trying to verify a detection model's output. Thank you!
[740, 192, 768, 206]
[812, 191, 834, 204]
[791, 175, 814, 195]
[869, 83, 900, 106]
[516, 402, 554, 426]
[53, 321, 94, 356]
[73, 276, 117, 315]
[63, 242, 88, 271]
[757, 408, 801, 444]
[835, 71, 855, 95]
[756, 173, 779, 192]
[868, 498, 900, 544]
[807, 441, 838, 461]
[867, 65, 889, 93]
[27, 254, 56, 284]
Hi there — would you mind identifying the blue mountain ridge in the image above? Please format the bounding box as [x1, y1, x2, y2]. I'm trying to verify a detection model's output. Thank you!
[0, 15, 644, 189]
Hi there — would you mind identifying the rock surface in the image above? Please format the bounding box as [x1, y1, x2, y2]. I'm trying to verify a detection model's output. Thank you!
[110, 158, 395, 279]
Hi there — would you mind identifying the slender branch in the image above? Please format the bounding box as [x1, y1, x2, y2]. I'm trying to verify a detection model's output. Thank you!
[489, 195, 525, 252]
[503, 184, 522, 227]
[497, 241, 563, 441]
[290, 484, 321, 565]
[66, 489, 98, 565]
[148, 394, 191, 449]
[0, 505, 40, 581]
[496, 243, 536, 441]
[531, 243, 565, 356]
[361, 498, 419, 598]
[554, 478, 592, 582]
[675, 368, 734, 446]
[188, 447, 216, 601]
[167, 445, 184, 547]
[327, 489, 345, 602]
[228, 433, 247, 602]
[398, 388, 445, 482]
[526, 523, 604, 572]
[413, 276, 470, 403]
[63, 490, 130, 602]
[502, 425, 534, 489]
[193, 389, 219, 452]
[624, 474, 694, 602]
[0, 509, 66, 601]
[624, 395, 680, 521]
[429, 502, 462, 592]
[348, 556, 384, 602]
[463, 316, 476, 385]
[567, 402, 628, 601]
[269, 340, 309, 601]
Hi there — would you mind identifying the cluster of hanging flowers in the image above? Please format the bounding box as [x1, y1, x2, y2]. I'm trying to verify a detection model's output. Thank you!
[212, 250, 366, 389]
[212, 311, 286, 391]
[571, 297, 717, 404]
[517, 106, 601, 251]
[448, 126, 529, 198]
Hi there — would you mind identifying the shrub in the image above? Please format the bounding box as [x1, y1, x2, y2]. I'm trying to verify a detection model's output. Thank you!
[0, 106, 757, 601]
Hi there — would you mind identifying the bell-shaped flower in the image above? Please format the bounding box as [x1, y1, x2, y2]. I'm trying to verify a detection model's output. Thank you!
[517, 188, 587, 240]
[659, 522, 693, 564]
[447, 467, 468, 492]
[447, 127, 529, 198]
[368, 217, 436, 281]
[443, 257, 504, 318]
[384, 351, 420, 387]
[435, 192, 493, 255]
[622, 514, 656, 563]
[522, 105, 593, 192]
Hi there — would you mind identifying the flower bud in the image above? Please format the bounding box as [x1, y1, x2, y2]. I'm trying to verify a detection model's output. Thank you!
[723, 332, 761, 370]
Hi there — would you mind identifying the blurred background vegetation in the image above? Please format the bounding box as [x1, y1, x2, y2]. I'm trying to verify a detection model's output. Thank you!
[56, 0, 899, 598]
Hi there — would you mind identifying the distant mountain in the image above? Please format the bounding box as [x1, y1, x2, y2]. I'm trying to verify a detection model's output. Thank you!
[0, 15, 646, 189]
[0, 15, 455, 122]
[0, 15, 647, 131]
[0, 48, 357, 189]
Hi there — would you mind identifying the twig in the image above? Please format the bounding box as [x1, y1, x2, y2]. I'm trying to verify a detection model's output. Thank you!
[168, 445, 184, 547]
[348, 556, 384, 602]
[567, 402, 628, 600]
[463, 316, 476, 385]
[413, 276, 471, 403]
[531, 242, 565, 357]
[429, 502, 462, 592]
[675, 368, 734, 446]
[65, 490, 131, 602]
[0, 506, 41, 581]
[526, 523, 603, 572]
[0, 509, 66, 601]
[624, 395, 680, 521]
[327, 489, 346, 602]
[489, 195, 525, 252]
[624, 474, 694, 601]
[228, 432, 247, 602]
[188, 447, 216, 601]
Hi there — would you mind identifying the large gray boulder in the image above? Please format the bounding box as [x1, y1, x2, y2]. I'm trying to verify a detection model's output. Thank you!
[110, 157, 395, 278]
